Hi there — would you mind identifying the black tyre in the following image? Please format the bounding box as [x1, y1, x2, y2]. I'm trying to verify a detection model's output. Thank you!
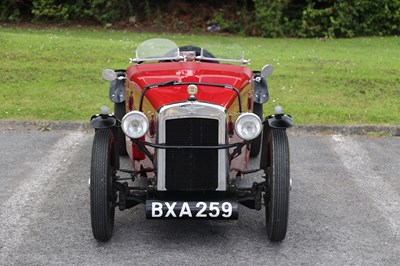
[250, 102, 263, 157]
[114, 102, 127, 156]
[90, 129, 118, 241]
[261, 128, 290, 241]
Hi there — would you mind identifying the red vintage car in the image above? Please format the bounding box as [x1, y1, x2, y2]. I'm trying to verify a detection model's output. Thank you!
[90, 38, 293, 242]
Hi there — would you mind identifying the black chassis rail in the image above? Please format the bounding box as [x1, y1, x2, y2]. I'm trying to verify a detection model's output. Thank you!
[113, 176, 267, 212]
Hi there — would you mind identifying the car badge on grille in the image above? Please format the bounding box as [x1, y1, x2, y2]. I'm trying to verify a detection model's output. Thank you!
[180, 103, 204, 114]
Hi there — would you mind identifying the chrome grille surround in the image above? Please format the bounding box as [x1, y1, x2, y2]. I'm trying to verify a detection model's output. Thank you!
[156, 101, 227, 191]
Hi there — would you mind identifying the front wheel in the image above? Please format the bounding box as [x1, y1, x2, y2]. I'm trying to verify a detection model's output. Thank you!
[90, 129, 118, 241]
[260, 128, 290, 241]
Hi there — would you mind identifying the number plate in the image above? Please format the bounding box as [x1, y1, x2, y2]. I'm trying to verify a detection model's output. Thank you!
[146, 200, 239, 219]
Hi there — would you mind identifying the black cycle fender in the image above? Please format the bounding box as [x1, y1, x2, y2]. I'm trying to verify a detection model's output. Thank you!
[265, 114, 294, 130]
[90, 114, 118, 129]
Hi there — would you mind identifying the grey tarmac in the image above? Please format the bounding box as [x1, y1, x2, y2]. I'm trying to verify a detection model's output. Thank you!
[0, 129, 399, 265]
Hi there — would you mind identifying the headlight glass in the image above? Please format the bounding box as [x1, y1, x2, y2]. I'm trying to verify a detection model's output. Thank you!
[235, 113, 262, 140]
[121, 111, 149, 139]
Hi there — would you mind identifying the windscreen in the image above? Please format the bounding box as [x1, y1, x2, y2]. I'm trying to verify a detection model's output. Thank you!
[135, 38, 179, 61]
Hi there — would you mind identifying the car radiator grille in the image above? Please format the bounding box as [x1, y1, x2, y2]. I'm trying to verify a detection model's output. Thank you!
[165, 118, 219, 191]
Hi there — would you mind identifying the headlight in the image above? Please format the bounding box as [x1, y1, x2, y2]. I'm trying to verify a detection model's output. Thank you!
[121, 111, 149, 139]
[235, 113, 262, 140]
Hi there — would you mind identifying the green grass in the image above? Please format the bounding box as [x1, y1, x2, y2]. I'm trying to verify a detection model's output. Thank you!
[1, 26, 399, 124]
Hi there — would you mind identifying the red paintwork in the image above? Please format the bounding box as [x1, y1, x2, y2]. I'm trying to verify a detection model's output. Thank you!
[125, 61, 254, 178]
[126, 62, 252, 111]
[132, 136, 145, 160]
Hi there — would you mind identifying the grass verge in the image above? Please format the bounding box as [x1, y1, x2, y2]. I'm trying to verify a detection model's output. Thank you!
[1, 26, 399, 124]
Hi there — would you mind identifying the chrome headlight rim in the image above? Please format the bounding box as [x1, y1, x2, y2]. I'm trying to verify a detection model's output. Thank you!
[121, 111, 149, 139]
[235, 112, 262, 141]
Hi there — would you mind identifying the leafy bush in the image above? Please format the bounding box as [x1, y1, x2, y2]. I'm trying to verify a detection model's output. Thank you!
[252, 0, 290, 37]
[211, 2, 250, 34]
[1, 0, 399, 37]
[1, 0, 32, 22]
[31, 0, 70, 22]
[1, 0, 135, 24]
[301, 0, 400, 37]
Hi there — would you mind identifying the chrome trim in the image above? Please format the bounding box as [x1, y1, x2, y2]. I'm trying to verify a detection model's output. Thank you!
[130, 55, 183, 64]
[197, 48, 250, 65]
[157, 101, 227, 191]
